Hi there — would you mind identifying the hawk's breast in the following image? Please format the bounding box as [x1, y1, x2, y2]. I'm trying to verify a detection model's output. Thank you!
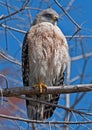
[27, 22, 69, 85]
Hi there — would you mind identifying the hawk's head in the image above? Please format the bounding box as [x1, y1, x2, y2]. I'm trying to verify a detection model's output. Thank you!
[33, 8, 59, 25]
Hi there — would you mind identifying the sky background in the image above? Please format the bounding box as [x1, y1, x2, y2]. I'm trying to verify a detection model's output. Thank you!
[0, 0, 92, 130]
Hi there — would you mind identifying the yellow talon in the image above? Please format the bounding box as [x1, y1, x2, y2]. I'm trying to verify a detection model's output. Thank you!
[34, 81, 47, 93]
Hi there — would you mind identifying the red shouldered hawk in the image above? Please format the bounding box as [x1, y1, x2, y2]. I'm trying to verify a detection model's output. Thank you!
[22, 8, 69, 120]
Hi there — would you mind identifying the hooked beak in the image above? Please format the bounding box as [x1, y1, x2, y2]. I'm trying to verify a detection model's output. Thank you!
[52, 15, 58, 25]
[53, 15, 58, 21]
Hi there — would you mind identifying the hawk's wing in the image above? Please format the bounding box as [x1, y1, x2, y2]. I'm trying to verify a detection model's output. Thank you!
[22, 33, 29, 86]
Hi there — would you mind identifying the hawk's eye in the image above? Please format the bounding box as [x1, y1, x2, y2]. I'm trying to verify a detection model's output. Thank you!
[44, 13, 51, 18]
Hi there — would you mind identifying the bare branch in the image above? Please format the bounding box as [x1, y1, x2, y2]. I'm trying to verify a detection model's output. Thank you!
[19, 96, 92, 117]
[65, 0, 75, 12]
[0, 23, 26, 34]
[0, 0, 29, 21]
[0, 113, 92, 125]
[0, 84, 92, 97]
[66, 35, 92, 38]
[71, 52, 92, 61]
[54, 0, 81, 30]
[0, 49, 21, 66]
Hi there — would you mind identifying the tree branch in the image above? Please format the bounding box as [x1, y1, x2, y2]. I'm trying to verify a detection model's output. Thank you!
[0, 113, 92, 125]
[0, 84, 92, 97]
[54, 0, 81, 30]
[0, 0, 30, 21]
[0, 49, 21, 66]
[71, 52, 92, 61]
[0, 23, 26, 34]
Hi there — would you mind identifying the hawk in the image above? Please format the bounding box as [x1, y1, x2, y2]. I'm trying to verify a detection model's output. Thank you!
[22, 8, 69, 120]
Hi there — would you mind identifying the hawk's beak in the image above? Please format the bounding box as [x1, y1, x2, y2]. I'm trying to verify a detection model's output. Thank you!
[53, 15, 58, 21]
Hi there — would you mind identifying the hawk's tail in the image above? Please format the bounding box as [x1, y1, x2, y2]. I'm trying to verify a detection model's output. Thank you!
[26, 94, 59, 120]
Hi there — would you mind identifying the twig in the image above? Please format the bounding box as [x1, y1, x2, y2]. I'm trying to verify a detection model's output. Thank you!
[18, 96, 92, 117]
[0, 0, 29, 21]
[54, 0, 81, 30]
[0, 1, 17, 11]
[71, 52, 92, 61]
[65, 0, 75, 12]
[66, 35, 92, 38]
[0, 49, 21, 66]
[0, 74, 8, 89]
[0, 114, 92, 125]
[0, 23, 26, 34]
[65, 56, 71, 130]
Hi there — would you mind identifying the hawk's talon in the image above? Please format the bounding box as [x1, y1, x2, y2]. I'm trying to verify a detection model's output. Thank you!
[34, 82, 47, 93]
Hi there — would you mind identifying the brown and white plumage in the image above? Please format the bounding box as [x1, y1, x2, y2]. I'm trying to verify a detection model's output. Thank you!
[22, 8, 69, 120]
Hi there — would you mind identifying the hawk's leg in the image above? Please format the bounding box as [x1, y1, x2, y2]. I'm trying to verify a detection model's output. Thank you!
[34, 81, 47, 93]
